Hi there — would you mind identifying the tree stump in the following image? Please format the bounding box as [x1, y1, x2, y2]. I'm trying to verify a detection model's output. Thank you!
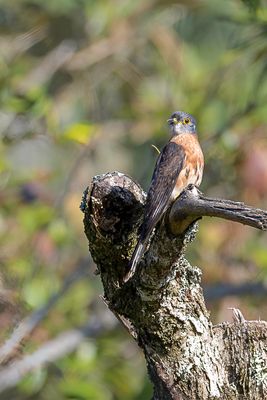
[82, 171, 267, 400]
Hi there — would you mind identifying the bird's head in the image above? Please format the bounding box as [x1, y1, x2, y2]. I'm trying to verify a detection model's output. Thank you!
[167, 111, 196, 136]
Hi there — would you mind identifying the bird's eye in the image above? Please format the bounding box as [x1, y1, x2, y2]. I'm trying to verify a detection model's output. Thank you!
[184, 118, 190, 124]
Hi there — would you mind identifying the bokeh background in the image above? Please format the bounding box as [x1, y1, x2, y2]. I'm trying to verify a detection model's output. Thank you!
[1, 0, 267, 398]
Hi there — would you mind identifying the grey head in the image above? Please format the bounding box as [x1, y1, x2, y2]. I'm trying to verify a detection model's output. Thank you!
[167, 111, 197, 135]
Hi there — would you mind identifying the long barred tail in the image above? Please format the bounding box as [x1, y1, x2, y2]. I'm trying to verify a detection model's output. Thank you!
[123, 240, 146, 282]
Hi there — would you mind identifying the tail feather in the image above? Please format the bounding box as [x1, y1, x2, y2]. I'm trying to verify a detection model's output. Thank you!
[124, 241, 146, 282]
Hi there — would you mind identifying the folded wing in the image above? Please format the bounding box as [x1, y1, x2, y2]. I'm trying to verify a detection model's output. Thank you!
[124, 141, 185, 282]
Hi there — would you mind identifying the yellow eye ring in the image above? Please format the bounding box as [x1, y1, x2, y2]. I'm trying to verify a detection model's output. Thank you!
[184, 118, 190, 124]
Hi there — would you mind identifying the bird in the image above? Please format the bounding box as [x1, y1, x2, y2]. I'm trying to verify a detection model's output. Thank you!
[124, 111, 204, 283]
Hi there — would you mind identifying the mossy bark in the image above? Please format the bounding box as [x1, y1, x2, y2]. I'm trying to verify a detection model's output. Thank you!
[82, 172, 267, 400]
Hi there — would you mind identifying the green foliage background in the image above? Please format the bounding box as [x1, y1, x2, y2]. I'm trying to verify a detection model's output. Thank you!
[0, 0, 267, 398]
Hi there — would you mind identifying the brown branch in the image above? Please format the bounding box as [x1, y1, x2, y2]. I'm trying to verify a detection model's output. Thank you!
[82, 171, 267, 400]
[168, 184, 267, 234]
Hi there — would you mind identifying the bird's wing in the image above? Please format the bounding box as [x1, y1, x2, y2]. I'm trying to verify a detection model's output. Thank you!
[124, 141, 185, 282]
[140, 141, 185, 241]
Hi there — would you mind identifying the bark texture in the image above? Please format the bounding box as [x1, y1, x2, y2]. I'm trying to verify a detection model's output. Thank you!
[82, 171, 267, 400]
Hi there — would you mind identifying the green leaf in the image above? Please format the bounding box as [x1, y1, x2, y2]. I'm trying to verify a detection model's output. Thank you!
[19, 369, 47, 394]
[22, 276, 59, 308]
[18, 204, 54, 234]
[60, 379, 112, 400]
[241, 0, 261, 12]
[63, 123, 96, 144]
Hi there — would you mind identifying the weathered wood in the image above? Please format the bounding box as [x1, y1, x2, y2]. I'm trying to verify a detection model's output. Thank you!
[169, 184, 267, 234]
[82, 171, 267, 400]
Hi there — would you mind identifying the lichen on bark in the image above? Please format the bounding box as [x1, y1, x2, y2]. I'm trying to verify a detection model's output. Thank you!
[82, 171, 267, 400]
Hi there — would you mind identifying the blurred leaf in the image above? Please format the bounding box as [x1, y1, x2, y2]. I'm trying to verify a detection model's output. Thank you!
[23, 276, 59, 308]
[56, 281, 92, 325]
[18, 204, 54, 234]
[0, 157, 8, 173]
[241, 0, 261, 12]
[60, 379, 112, 400]
[8, 258, 32, 279]
[76, 341, 97, 363]
[63, 123, 96, 144]
[19, 368, 47, 395]
[48, 219, 70, 245]
[4, 96, 29, 113]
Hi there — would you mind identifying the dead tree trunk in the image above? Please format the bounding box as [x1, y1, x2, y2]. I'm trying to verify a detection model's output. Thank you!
[82, 171, 267, 400]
